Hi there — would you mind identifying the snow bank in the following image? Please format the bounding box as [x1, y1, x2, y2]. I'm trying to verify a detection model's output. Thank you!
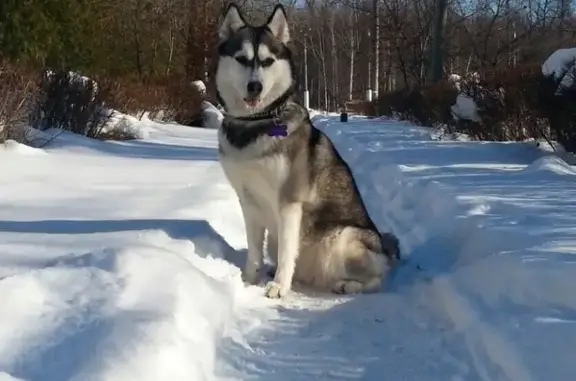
[307, 116, 576, 380]
[0, 372, 24, 381]
[451, 93, 480, 123]
[308, 109, 326, 119]
[102, 110, 151, 139]
[542, 47, 576, 93]
[4, 108, 575, 380]
[0, 119, 271, 381]
[448, 72, 482, 123]
[518, 155, 576, 176]
[1, 140, 46, 155]
[0, 233, 256, 381]
[201, 101, 223, 129]
[314, 117, 466, 259]
[191, 80, 207, 95]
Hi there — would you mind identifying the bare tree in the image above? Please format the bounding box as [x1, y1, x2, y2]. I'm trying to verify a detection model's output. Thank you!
[225, 0, 575, 110]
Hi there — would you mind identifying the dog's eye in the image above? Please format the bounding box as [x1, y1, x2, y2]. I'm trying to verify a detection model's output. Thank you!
[235, 56, 250, 66]
[260, 58, 275, 68]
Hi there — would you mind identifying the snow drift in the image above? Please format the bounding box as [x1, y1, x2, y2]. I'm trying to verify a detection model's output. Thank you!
[2, 108, 576, 380]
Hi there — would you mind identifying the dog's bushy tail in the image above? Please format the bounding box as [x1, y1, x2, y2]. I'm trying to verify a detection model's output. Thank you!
[380, 231, 401, 263]
[357, 228, 400, 263]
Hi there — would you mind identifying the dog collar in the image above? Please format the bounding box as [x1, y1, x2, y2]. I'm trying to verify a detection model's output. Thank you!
[268, 124, 288, 137]
[226, 105, 289, 137]
[232, 101, 288, 122]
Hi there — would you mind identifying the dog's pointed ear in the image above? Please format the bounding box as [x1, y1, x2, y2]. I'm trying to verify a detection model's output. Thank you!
[219, 3, 246, 41]
[266, 5, 290, 44]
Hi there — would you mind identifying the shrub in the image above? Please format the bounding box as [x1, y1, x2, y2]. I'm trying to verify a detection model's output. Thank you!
[376, 82, 457, 127]
[459, 64, 545, 141]
[164, 76, 204, 126]
[29, 71, 205, 141]
[105, 76, 169, 120]
[107, 75, 204, 126]
[1, 63, 205, 146]
[375, 62, 576, 154]
[31, 70, 115, 139]
[0, 60, 40, 144]
[537, 61, 576, 153]
[344, 100, 377, 116]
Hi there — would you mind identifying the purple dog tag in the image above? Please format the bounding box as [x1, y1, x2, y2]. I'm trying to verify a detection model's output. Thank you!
[268, 124, 288, 137]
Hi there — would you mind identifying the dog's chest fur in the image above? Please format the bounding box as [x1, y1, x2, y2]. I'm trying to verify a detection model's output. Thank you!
[217, 108, 310, 207]
[221, 149, 290, 213]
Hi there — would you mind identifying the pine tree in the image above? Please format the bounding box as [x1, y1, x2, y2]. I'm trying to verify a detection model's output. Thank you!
[0, 0, 100, 69]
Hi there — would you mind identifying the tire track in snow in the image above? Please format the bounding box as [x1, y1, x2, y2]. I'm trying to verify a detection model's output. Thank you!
[433, 277, 534, 381]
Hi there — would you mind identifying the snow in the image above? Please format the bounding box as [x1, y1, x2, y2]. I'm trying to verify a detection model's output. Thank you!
[1, 140, 46, 156]
[449, 72, 483, 123]
[101, 110, 151, 139]
[191, 80, 207, 94]
[0, 121, 274, 381]
[448, 73, 462, 90]
[451, 93, 480, 122]
[201, 101, 224, 129]
[448, 73, 462, 82]
[2, 113, 576, 380]
[44, 70, 93, 86]
[44, 69, 99, 99]
[542, 47, 576, 93]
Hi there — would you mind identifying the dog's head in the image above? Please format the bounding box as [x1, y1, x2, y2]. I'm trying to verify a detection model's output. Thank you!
[215, 3, 295, 117]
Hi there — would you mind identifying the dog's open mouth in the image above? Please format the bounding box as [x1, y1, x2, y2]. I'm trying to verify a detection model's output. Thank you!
[244, 97, 261, 108]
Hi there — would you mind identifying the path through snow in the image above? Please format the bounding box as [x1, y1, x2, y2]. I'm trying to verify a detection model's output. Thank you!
[1, 115, 575, 381]
[219, 115, 576, 381]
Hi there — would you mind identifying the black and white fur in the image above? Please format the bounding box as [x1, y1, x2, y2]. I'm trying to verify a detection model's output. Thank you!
[215, 3, 400, 298]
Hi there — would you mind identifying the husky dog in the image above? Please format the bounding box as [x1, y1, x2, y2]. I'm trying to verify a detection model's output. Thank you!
[215, 3, 400, 298]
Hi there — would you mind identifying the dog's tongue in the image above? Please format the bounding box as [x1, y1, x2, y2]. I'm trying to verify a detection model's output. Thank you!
[244, 98, 260, 107]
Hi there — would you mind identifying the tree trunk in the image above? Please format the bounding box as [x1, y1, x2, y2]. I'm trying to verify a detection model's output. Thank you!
[348, 5, 357, 101]
[322, 56, 328, 110]
[373, 0, 379, 98]
[348, 27, 355, 100]
[330, 9, 338, 109]
[165, 27, 174, 75]
[429, 0, 448, 82]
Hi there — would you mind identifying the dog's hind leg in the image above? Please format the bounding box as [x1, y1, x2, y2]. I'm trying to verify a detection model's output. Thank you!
[332, 276, 382, 294]
[327, 226, 397, 295]
[331, 248, 389, 294]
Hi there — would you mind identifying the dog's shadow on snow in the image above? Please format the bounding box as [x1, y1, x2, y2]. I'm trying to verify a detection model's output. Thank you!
[0, 218, 247, 269]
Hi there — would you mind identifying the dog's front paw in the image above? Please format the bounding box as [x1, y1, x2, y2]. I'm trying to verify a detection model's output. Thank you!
[265, 281, 288, 299]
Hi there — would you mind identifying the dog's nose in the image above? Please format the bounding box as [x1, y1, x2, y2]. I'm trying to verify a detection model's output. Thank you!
[246, 81, 263, 97]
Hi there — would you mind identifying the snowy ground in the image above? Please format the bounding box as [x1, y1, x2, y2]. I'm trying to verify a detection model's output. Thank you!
[1, 114, 575, 381]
